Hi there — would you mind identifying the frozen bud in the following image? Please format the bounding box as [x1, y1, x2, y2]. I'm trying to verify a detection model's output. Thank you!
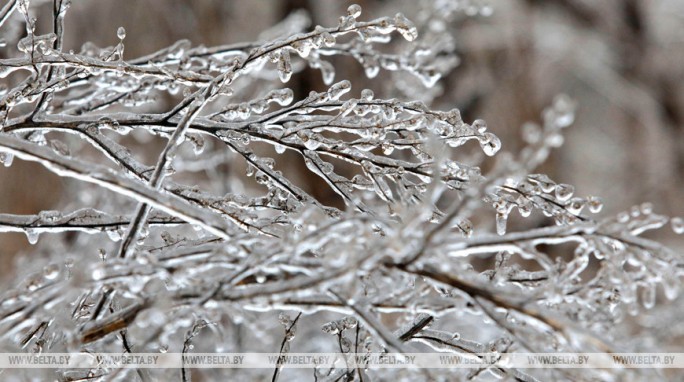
[342, 316, 358, 329]
[472, 119, 487, 133]
[640, 202, 653, 215]
[445, 108, 462, 125]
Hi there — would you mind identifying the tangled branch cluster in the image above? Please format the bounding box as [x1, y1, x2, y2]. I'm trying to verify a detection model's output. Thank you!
[0, 1, 681, 381]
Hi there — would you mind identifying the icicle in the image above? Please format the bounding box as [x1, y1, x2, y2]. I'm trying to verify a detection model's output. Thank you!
[347, 4, 362, 18]
[495, 212, 508, 235]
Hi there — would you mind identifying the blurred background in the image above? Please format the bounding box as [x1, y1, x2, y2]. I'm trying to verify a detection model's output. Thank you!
[1, 0, 683, 271]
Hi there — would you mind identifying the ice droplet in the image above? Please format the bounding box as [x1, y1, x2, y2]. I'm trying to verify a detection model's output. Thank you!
[640, 202, 653, 215]
[343, 316, 357, 329]
[25, 229, 39, 245]
[518, 202, 532, 217]
[495, 212, 507, 235]
[269, 88, 294, 106]
[417, 69, 440, 88]
[587, 196, 603, 213]
[617, 211, 630, 223]
[278, 312, 292, 327]
[43, 264, 60, 280]
[117, 27, 126, 40]
[0, 152, 14, 167]
[328, 80, 351, 100]
[554, 183, 574, 202]
[472, 119, 487, 134]
[106, 228, 122, 241]
[479, 132, 501, 156]
[551, 94, 576, 128]
[347, 4, 362, 18]
[566, 198, 585, 215]
[338, 15, 355, 30]
[480, 5, 494, 17]
[321, 321, 340, 335]
[522, 122, 542, 144]
[394, 13, 418, 41]
[671, 217, 684, 234]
